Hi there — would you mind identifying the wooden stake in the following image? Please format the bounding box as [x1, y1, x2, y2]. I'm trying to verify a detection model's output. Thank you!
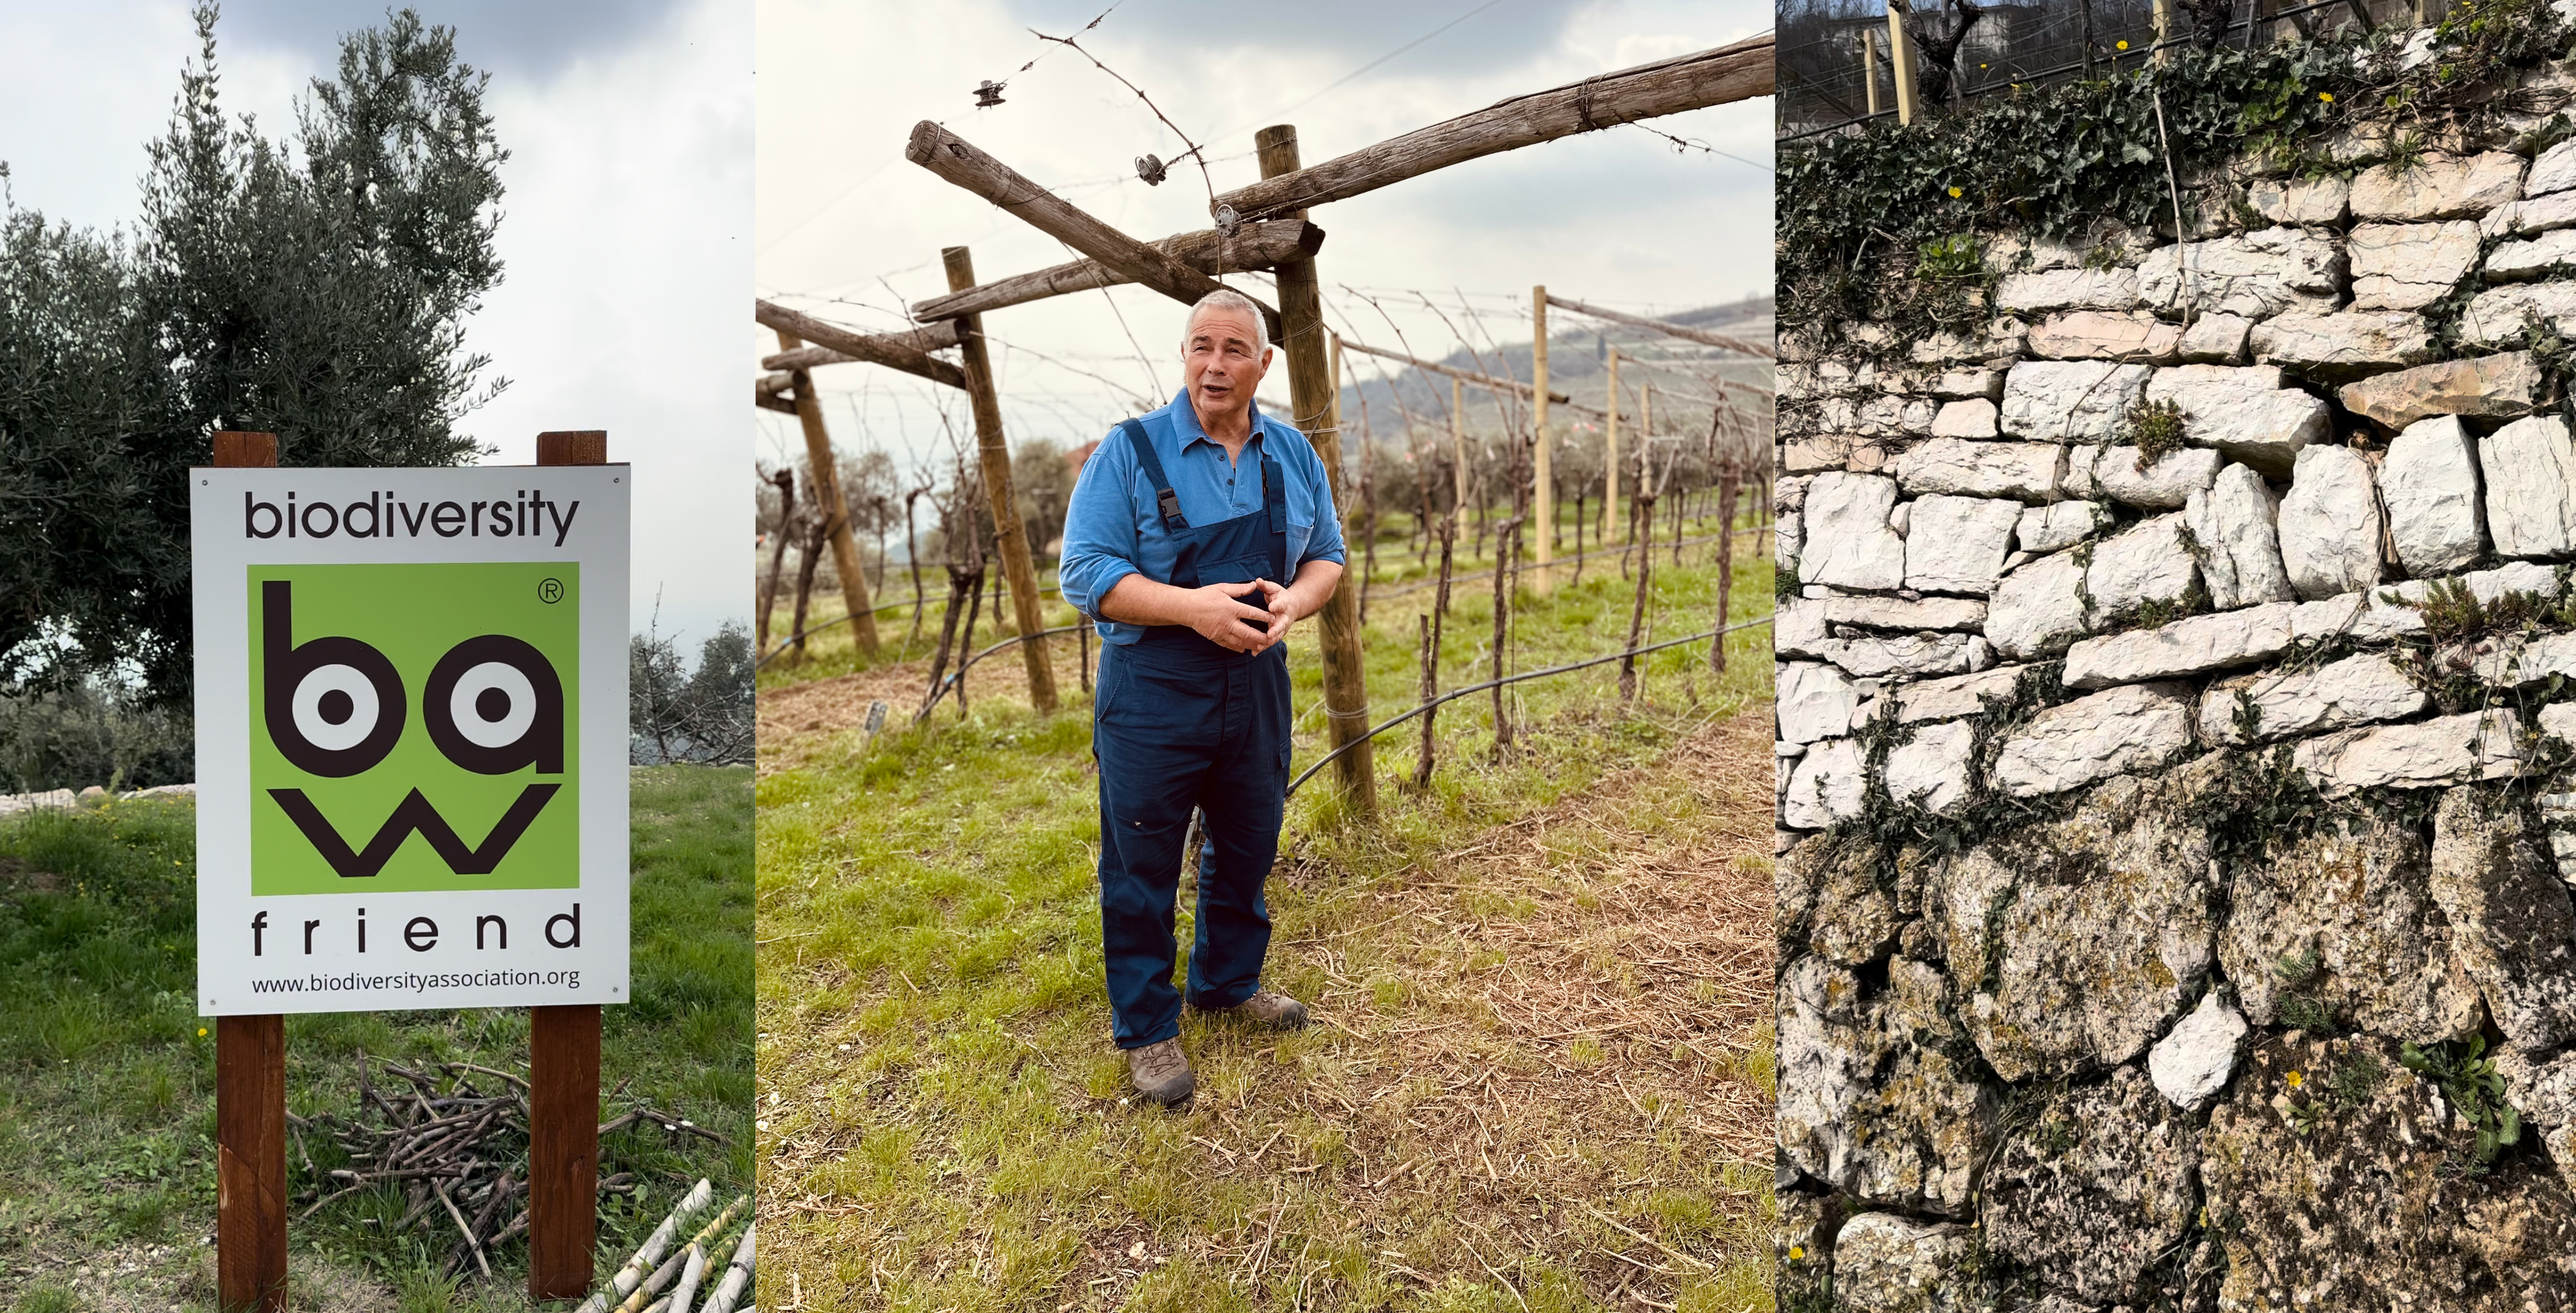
[755, 300, 964, 389]
[1862, 29, 1882, 116]
[909, 219, 1323, 322]
[774, 332, 882, 658]
[757, 468, 795, 653]
[1213, 36, 1774, 222]
[2153, 0, 2174, 60]
[531, 431, 607, 1304]
[1451, 376, 1469, 516]
[209, 412, 287, 1307]
[1530, 286, 1552, 594]
[1605, 350, 1622, 545]
[1887, 1, 1921, 125]
[906, 122, 1282, 341]
[1257, 124, 1374, 815]
[942, 245, 1058, 716]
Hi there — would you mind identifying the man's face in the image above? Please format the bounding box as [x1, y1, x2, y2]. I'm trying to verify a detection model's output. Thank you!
[1182, 306, 1270, 428]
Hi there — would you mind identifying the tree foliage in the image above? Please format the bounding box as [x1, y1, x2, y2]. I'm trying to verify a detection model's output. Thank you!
[631, 620, 755, 766]
[0, 3, 507, 702]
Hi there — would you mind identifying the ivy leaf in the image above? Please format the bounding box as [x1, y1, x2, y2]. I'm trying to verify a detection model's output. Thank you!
[2122, 142, 2157, 165]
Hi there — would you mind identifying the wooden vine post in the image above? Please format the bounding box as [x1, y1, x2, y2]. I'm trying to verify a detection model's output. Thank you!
[1862, 29, 1882, 116]
[1256, 123, 1375, 816]
[774, 330, 881, 658]
[943, 244, 1059, 716]
[1605, 349, 1623, 545]
[212, 435, 288, 1313]
[1886, 0, 1921, 125]
[1530, 285, 1553, 593]
[529, 429, 608, 1303]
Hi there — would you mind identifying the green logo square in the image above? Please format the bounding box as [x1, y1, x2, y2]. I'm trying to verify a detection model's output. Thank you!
[248, 562, 580, 895]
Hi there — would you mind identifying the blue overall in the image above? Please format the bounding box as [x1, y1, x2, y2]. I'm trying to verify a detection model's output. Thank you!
[1094, 418, 1291, 1050]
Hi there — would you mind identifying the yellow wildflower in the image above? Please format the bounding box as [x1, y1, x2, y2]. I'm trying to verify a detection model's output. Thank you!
[1790, 1245, 1806, 1260]
[2117, 39, 2130, 49]
[197, 1028, 208, 1037]
[2286, 1070, 2305, 1088]
[2320, 92, 2335, 102]
[1949, 186, 1964, 198]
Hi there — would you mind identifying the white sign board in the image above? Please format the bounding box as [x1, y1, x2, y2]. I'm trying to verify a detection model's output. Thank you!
[192, 466, 630, 1014]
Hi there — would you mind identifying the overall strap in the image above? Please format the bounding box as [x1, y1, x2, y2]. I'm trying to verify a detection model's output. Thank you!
[1118, 418, 1188, 531]
[1260, 444, 1287, 537]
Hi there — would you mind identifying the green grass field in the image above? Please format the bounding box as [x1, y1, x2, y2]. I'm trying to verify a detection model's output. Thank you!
[757, 507, 1778, 1311]
[0, 765, 752, 1312]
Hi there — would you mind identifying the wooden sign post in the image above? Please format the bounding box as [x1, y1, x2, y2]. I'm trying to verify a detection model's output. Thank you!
[531, 429, 607, 1303]
[214, 430, 288, 1313]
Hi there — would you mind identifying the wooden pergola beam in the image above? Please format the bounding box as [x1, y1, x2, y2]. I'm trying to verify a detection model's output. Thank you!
[1544, 293, 1774, 359]
[909, 219, 1322, 322]
[754, 298, 966, 389]
[761, 321, 961, 373]
[1210, 35, 1775, 223]
[904, 121, 1282, 339]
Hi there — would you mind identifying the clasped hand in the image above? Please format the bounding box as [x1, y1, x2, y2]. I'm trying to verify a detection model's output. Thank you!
[1187, 579, 1300, 654]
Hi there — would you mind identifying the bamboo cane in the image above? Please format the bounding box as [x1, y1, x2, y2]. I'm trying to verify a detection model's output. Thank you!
[578, 1179, 713, 1313]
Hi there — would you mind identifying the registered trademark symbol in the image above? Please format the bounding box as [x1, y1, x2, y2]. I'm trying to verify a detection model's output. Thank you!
[538, 578, 565, 604]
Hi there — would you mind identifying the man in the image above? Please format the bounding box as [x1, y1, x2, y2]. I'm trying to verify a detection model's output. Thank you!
[1059, 287, 1347, 1107]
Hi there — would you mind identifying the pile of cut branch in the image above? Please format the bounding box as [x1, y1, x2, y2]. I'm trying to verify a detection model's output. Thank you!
[289, 1055, 728, 1280]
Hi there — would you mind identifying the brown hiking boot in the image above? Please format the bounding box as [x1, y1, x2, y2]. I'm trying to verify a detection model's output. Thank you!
[1207, 988, 1309, 1031]
[1127, 1037, 1193, 1106]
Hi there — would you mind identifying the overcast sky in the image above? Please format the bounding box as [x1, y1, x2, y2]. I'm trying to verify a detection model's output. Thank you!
[0, 0, 752, 651]
[756, 0, 1773, 476]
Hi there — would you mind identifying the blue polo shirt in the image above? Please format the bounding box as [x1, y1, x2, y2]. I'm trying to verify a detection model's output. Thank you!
[1061, 388, 1345, 644]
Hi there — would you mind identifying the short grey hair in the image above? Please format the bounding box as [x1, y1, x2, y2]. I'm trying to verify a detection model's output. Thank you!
[1180, 287, 1268, 356]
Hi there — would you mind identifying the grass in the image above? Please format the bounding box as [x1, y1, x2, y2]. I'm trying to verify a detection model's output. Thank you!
[0, 765, 752, 1311]
[756, 506, 1779, 1311]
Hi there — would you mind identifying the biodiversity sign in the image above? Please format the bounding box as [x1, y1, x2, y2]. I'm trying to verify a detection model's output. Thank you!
[192, 466, 630, 1014]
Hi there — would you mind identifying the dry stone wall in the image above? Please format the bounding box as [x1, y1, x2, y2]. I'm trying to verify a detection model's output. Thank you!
[1776, 130, 2576, 1310]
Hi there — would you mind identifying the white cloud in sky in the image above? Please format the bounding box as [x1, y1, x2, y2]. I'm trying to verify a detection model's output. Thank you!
[0, 0, 754, 650]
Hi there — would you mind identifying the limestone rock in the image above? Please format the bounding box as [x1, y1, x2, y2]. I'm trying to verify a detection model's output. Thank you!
[1892, 438, 2066, 501]
[2277, 445, 2384, 600]
[1803, 472, 1909, 591]
[2249, 173, 2350, 225]
[1818, 592, 1991, 632]
[1929, 397, 1999, 439]
[2197, 652, 2429, 744]
[1779, 661, 1861, 744]
[2027, 310, 2182, 361]
[2472, 631, 2576, 686]
[1831, 1213, 1989, 1313]
[1932, 768, 2219, 1077]
[2294, 709, 2523, 796]
[1777, 597, 1828, 659]
[1991, 682, 2195, 798]
[1988, 550, 2091, 658]
[1931, 368, 2005, 400]
[2480, 186, 2576, 239]
[2480, 414, 2576, 559]
[2083, 513, 2200, 627]
[2200, 1032, 2576, 1312]
[2458, 280, 2576, 349]
[2149, 990, 2246, 1112]
[2185, 463, 2296, 609]
[1783, 736, 1865, 830]
[2349, 150, 2527, 220]
[1998, 268, 2144, 314]
[2072, 444, 2223, 509]
[1999, 360, 2153, 444]
[2017, 501, 2106, 554]
[2430, 787, 2576, 1053]
[1781, 435, 1858, 475]
[2140, 229, 2345, 318]
[1777, 510, 1803, 574]
[1816, 632, 1980, 679]
[2482, 226, 2576, 281]
[2145, 362, 2328, 477]
[2178, 312, 2253, 363]
[2379, 415, 2488, 574]
[1886, 720, 1977, 815]
[1779, 838, 1901, 965]
[1894, 666, 2029, 724]
[1905, 495, 2023, 596]
[2339, 352, 2537, 432]
[2251, 309, 2439, 377]
[2349, 220, 2482, 309]
[2062, 601, 2298, 690]
[2530, 135, 2576, 197]
[1980, 1065, 2199, 1305]
[1777, 954, 2000, 1216]
[2220, 813, 2485, 1042]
